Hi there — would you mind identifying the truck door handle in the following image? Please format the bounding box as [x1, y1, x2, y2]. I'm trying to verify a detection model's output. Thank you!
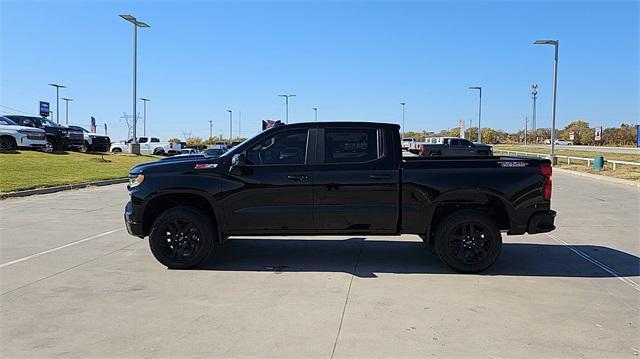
[369, 174, 391, 180]
[287, 175, 309, 181]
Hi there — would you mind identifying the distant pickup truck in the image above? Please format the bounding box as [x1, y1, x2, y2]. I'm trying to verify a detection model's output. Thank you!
[124, 122, 555, 273]
[110, 137, 182, 156]
[416, 137, 493, 156]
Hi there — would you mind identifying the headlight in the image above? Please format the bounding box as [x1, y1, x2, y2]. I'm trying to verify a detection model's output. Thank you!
[128, 174, 145, 188]
[18, 129, 36, 134]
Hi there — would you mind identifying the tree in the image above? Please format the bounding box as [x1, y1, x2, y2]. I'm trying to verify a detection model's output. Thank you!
[185, 136, 203, 147]
[167, 137, 181, 144]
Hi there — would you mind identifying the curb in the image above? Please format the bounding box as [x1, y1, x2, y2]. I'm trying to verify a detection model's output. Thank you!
[0, 178, 128, 199]
[554, 168, 640, 188]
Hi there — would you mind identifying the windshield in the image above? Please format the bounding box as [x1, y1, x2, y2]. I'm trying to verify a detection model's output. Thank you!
[219, 135, 255, 157]
[0, 117, 18, 126]
[40, 118, 59, 127]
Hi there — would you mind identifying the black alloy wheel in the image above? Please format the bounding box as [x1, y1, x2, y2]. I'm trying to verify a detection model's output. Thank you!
[0, 137, 17, 152]
[434, 210, 502, 273]
[149, 207, 215, 269]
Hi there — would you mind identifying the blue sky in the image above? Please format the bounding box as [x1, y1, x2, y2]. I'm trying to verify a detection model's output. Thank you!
[1, 0, 638, 141]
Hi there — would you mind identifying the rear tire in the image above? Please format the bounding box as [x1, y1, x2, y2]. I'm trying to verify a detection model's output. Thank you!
[0, 136, 17, 152]
[153, 148, 165, 156]
[112, 147, 122, 153]
[149, 207, 216, 269]
[434, 210, 502, 273]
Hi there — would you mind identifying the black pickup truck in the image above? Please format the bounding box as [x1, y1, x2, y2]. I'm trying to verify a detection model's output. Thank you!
[125, 122, 555, 273]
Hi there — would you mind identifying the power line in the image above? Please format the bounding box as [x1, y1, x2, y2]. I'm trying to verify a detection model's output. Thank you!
[0, 104, 39, 116]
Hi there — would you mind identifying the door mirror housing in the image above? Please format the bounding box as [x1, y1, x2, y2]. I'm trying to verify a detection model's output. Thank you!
[230, 153, 247, 175]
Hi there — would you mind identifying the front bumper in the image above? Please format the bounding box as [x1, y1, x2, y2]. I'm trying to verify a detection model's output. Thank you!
[125, 201, 144, 237]
[527, 210, 556, 234]
[17, 133, 47, 148]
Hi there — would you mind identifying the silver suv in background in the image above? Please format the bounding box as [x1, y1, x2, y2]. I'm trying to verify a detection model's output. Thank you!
[0, 116, 47, 152]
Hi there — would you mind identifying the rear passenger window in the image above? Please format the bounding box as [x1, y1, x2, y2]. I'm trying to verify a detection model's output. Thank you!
[325, 128, 380, 163]
[151, 138, 160, 142]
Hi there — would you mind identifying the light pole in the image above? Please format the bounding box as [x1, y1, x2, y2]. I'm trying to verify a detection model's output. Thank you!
[209, 120, 213, 140]
[400, 102, 406, 137]
[120, 14, 150, 154]
[468, 86, 482, 143]
[61, 97, 73, 125]
[278, 94, 296, 124]
[238, 111, 241, 138]
[531, 84, 538, 132]
[524, 116, 528, 145]
[48, 83, 65, 124]
[139, 98, 150, 136]
[313, 107, 318, 122]
[227, 110, 232, 140]
[534, 39, 559, 163]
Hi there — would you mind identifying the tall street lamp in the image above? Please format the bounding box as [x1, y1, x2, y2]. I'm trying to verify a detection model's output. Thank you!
[139, 98, 150, 136]
[400, 101, 406, 137]
[278, 94, 296, 124]
[120, 14, 150, 154]
[227, 110, 233, 140]
[48, 83, 65, 123]
[531, 84, 538, 131]
[61, 97, 73, 125]
[534, 39, 559, 163]
[208, 120, 213, 140]
[468, 86, 482, 143]
[313, 107, 318, 122]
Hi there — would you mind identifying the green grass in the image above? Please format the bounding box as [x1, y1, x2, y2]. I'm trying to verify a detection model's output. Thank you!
[494, 145, 640, 181]
[0, 151, 160, 192]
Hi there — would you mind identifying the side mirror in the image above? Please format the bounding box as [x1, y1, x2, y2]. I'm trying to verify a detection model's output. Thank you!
[229, 153, 247, 175]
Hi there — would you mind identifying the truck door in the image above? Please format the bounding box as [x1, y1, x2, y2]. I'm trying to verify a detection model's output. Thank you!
[138, 137, 149, 154]
[448, 138, 472, 156]
[312, 126, 399, 232]
[223, 128, 315, 232]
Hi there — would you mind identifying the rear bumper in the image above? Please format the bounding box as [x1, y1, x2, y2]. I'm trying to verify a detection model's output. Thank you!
[527, 210, 556, 234]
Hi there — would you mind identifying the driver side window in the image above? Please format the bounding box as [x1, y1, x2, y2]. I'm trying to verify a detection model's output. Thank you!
[246, 129, 308, 165]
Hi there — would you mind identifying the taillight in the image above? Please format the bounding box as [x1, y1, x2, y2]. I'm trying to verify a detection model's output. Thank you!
[540, 164, 552, 200]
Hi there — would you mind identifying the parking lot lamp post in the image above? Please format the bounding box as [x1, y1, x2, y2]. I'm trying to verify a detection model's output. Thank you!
[531, 84, 538, 131]
[534, 39, 559, 164]
[468, 86, 482, 143]
[278, 94, 296, 124]
[209, 120, 213, 140]
[120, 14, 150, 154]
[313, 107, 318, 122]
[400, 102, 406, 137]
[61, 98, 73, 125]
[48, 83, 65, 124]
[140, 98, 150, 136]
[227, 110, 232, 140]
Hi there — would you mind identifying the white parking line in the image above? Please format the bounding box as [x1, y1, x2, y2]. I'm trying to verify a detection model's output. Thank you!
[0, 229, 124, 268]
[546, 233, 640, 292]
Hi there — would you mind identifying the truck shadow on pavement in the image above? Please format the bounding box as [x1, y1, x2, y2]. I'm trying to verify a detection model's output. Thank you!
[200, 237, 640, 278]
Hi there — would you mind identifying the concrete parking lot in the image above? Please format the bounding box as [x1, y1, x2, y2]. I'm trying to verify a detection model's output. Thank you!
[1, 172, 638, 358]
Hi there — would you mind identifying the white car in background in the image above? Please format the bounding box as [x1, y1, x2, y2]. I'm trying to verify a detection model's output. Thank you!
[110, 136, 182, 156]
[544, 139, 573, 145]
[0, 116, 47, 152]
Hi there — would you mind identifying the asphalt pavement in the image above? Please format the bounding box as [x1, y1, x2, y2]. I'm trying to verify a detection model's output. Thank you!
[0, 172, 638, 358]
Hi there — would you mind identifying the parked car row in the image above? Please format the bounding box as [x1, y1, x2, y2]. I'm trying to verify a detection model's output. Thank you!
[0, 115, 112, 153]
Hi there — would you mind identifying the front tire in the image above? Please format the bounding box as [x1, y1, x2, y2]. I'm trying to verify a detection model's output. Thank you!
[149, 207, 216, 269]
[79, 141, 89, 153]
[434, 210, 502, 273]
[0, 136, 17, 152]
